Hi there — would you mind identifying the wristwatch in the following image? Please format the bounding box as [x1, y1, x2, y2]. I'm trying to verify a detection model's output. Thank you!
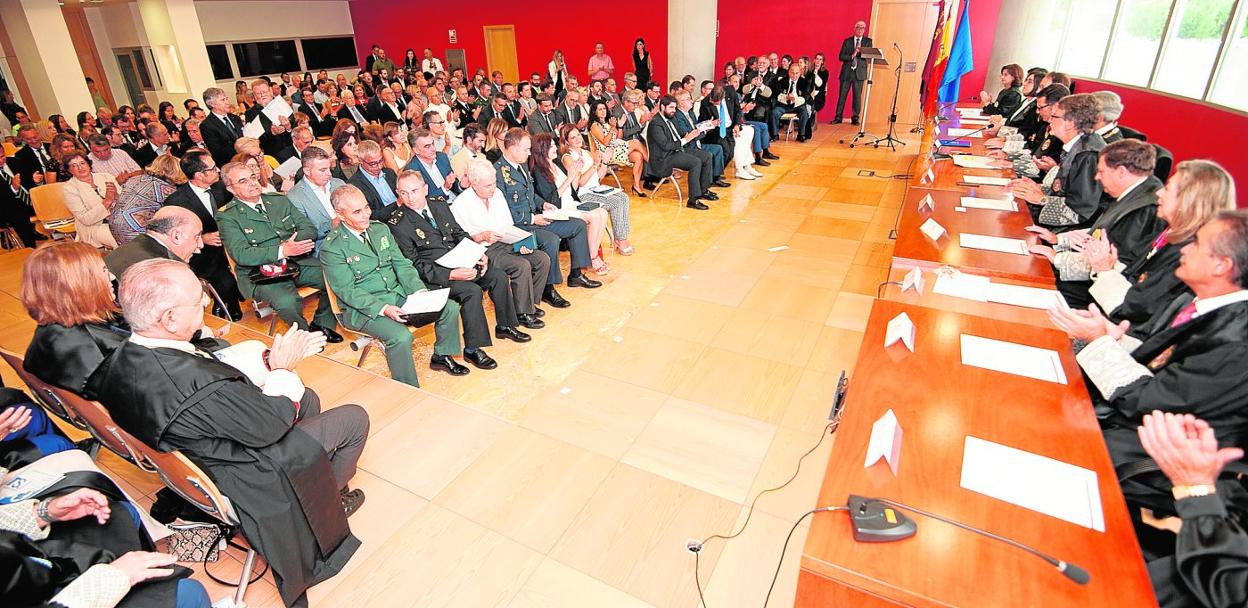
[1172, 484, 1217, 500]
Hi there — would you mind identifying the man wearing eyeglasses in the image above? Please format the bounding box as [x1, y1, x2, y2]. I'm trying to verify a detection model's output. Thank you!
[347, 140, 400, 221]
[165, 149, 245, 320]
[217, 161, 344, 342]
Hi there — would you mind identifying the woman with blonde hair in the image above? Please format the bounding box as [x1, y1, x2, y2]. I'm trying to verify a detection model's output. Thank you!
[548, 50, 569, 92]
[1090, 159, 1237, 327]
[108, 154, 185, 246]
[232, 137, 289, 193]
[482, 117, 509, 163]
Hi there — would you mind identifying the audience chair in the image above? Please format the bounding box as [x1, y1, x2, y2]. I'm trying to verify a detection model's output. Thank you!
[586, 133, 625, 190]
[1, 348, 88, 432]
[2, 141, 16, 157]
[780, 112, 799, 141]
[321, 270, 378, 367]
[643, 141, 685, 205]
[29, 183, 76, 240]
[223, 252, 321, 336]
[0, 227, 22, 250]
[1152, 144, 1173, 183]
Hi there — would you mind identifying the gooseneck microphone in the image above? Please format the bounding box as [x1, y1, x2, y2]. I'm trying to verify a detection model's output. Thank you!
[930, 123, 992, 160]
[821, 495, 1091, 585]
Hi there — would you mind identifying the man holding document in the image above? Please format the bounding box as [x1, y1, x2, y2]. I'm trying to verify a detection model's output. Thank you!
[245, 79, 294, 158]
[321, 185, 481, 387]
[1049, 209, 1248, 511]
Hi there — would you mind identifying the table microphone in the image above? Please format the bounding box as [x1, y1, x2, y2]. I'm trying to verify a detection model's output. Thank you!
[932, 124, 992, 160]
[821, 495, 1091, 585]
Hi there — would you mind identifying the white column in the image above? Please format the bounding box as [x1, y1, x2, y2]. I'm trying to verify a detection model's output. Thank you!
[0, 0, 93, 118]
[136, 0, 216, 104]
[668, 0, 718, 82]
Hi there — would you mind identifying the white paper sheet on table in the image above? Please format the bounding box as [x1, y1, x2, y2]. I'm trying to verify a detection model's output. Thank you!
[959, 196, 1016, 211]
[960, 334, 1068, 384]
[961, 436, 1104, 531]
[434, 239, 487, 268]
[497, 225, 532, 244]
[959, 233, 1029, 255]
[919, 218, 946, 241]
[963, 175, 1011, 186]
[985, 283, 1064, 309]
[273, 155, 302, 179]
[947, 128, 983, 138]
[956, 108, 986, 117]
[242, 117, 265, 138]
[933, 272, 991, 301]
[261, 96, 295, 123]
[953, 155, 998, 169]
[401, 288, 451, 313]
[958, 118, 991, 126]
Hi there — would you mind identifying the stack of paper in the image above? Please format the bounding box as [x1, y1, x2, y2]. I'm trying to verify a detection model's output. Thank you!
[963, 175, 1011, 186]
[435, 239, 488, 268]
[497, 225, 532, 244]
[959, 334, 1068, 384]
[952, 155, 998, 169]
[401, 288, 451, 314]
[274, 155, 302, 179]
[959, 233, 1029, 255]
[960, 436, 1104, 531]
[985, 283, 1063, 309]
[959, 196, 1016, 212]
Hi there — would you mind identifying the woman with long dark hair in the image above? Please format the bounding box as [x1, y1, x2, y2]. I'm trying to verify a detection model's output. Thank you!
[981, 64, 1024, 118]
[632, 38, 653, 89]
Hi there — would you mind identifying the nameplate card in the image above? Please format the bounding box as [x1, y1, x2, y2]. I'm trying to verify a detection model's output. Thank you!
[864, 409, 903, 475]
[884, 312, 916, 352]
[917, 193, 934, 213]
[919, 218, 946, 242]
[922, 167, 935, 184]
[901, 267, 924, 293]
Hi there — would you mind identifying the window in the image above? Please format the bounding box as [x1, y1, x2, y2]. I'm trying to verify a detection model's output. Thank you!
[1056, 0, 1118, 77]
[300, 37, 357, 70]
[206, 44, 233, 80]
[1103, 0, 1172, 85]
[1208, 1, 1248, 109]
[232, 40, 300, 77]
[1153, 0, 1236, 98]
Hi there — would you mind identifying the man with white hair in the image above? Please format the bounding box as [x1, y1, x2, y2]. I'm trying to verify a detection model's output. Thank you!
[246, 78, 293, 157]
[90, 258, 368, 606]
[834, 20, 872, 125]
[199, 86, 244, 166]
[1090, 90, 1147, 144]
[104, 206, 203, 279]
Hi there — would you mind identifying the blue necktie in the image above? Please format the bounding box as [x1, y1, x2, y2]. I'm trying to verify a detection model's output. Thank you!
[719, 101, 728, 137]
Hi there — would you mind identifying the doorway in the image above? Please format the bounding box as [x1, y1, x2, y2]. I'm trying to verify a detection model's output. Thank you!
[867, 0, 942, 128]
[483, 25, 519, 84]
[114, 52, 144, 108]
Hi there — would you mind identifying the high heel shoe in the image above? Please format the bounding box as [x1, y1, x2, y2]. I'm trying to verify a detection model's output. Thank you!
[614, 242, 635, 255]
[630, 187, 647, 198]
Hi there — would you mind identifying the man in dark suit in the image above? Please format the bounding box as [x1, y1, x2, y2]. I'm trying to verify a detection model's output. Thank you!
[477, 93, 510, 128]
[772, 65, 813, 142]
[553, 90, 588, 131]
[699, 85, 740, 169]
[835, 20, 872, 125]
[297, 87, 334, 138]
[131, 122, 176, 168]
[371, 87, 404, 124]
[674, 91, 726, 184]
[200, 86, 244, 167]
[274, 126, 315, 166]
[11, 125, 53, 190]
[500, 84, 527, 129]
[163, 149, 244, 320]
[646, 95, 715, 210]
[176, 118, 210, 157]
[245, 80, 294, 157]
[405, 129, 465, 200]
[104, 206, 203, 279]
[527, 95, 559, 136]
[336, 90, 371, 125]
[347, 140, 399, 221]
[0, 151, 40, 247]
[386, 171, 530, 350]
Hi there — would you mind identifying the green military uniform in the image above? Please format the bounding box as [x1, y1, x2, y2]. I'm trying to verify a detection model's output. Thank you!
[320, 221, 462, 387]
[217, 193, 337, 331]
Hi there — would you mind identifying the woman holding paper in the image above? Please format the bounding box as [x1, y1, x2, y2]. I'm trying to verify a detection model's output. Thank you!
[529, 133, 610, 274]
[559, 122, 635, 255]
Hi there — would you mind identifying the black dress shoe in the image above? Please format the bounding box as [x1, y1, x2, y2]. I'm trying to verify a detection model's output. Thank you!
[797, 135, 808, 143]
[687, 200, 710, 210]
[567, 274, 602, 288]
[496, 325, 533, 342]
[542, 290, 571, 308]
[341, 488, 366, 517]
[851, 118, 860, 125]
[763, 150, 780, 160]
[463, 348, 498, 370]
[533, 306, 545, 317]
[701, 191, 719, 201]
[517, 314, 546, 329]
[832, 117, 843, 123]
[430, 354, 470, 375]
[712, 179, 731, 188]
[310, 324, 344, 343]
[754, 157, 771, 167]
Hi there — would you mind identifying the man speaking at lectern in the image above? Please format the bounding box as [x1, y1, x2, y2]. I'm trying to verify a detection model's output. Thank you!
[834, 20, 872, 125]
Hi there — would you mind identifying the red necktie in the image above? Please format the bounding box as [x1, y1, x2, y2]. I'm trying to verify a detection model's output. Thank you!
[1170, 302, 1198, 328]
[1149, 229, 1170, 258]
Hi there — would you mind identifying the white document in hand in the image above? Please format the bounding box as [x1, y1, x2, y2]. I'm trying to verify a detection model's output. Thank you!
[985, 283, 1063, 309]
[963, 175, 1011, 186]
[273, 155, 302, 179]
[947, 128, 983, 138]
[959, 233, 1029, 255]
[960, 334, 1068, 384]
[498, 225, 532, 244]
[542, 207, 571, 221]
[959, 196, 1016, 212]
[919, 218, 946, 241]
[261, 96, 295, 123]
[933, 272, 991, 302]
[953, 155, 997, 169]
[401, 288, 451, 314]
[242, 117, 265, 139]
[434, 239, 488, 268]
[961, 436, 1104, 531]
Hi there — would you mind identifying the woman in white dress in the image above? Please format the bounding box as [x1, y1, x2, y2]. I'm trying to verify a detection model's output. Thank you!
[60, 152, 119, 249]
[559, 124, 635, 255]
[529, 132, 611, 274]
[382, 121, 412, 173]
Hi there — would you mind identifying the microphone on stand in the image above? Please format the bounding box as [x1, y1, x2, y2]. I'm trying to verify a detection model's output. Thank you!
[931, 124, 992, 160]
[820, 495, 1091, 585]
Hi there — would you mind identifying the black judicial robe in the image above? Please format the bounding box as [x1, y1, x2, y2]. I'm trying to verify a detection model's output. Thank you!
[24, 321, 128, 399]
[1112, 239, 1192, 331]
[1148, 491, 1248, 608]
[1098, 297, 1248, 509]
[88, 342, 359, 606]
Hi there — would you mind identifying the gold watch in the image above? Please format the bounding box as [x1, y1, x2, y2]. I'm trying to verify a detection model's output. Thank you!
[1172, 484, 1217, 500]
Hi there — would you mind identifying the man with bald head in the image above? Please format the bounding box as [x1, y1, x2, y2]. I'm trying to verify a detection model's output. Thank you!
[834, 20, 872, 125]
[104, 206, 203, 279]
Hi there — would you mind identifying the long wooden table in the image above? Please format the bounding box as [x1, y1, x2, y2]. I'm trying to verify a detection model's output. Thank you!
[878, 264, 1053, 328]
[795, 300, 1157, 607]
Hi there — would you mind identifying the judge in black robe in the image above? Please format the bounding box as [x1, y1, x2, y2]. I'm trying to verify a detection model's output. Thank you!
[1110, 233, 1192, 330]
[90, 340, 362, 607]
[24, 320, 129, 399]
[1148, 486, 1248, 608]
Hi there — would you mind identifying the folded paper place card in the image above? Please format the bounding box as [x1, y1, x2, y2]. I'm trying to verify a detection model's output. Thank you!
[922, 167, 935, 183]
[901, 267, 924, 293]
[960, 436, 1104, 531]
[963, 175, 1011, 186]
[884, 312, 916, 352]
[919, 218, 947, 241]
[917, 193, 935, 212]
[864, 409, 903, 475]
[947, 127, 983, 138]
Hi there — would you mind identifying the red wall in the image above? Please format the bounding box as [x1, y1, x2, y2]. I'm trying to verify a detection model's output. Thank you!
[1075, 79, 1247, 207]
[714, 0, 999, 116]
[347, 1, 666, 87]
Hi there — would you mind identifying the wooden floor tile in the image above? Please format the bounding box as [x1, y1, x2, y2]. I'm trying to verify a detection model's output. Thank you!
[516, 370, 667, 460]
[709, 308, 824, 366]
[507, 558, 655, 608]
[578, 326, 707, 394]
[825, 291, 876, 332]
[672, 347, 803, 424]
[738, 276, 842, 324]
[626, 293, 736, 345]
[700, 509, 811, 608]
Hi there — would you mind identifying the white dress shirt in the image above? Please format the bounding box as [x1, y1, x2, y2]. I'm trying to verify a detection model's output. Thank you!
[450, 188, 518, 235]
[189, 183, 216, 217]
[128, 333, 306, 402]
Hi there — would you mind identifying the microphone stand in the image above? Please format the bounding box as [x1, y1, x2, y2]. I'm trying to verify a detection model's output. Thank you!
[870, 45, 906, 151]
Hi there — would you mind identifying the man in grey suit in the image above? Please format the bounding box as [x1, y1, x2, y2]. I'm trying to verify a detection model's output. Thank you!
[834, 20, 872, 125]
[527, 95, 559, 136]
[285, 146, 345, 254]
[553, 90, 588, 131]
